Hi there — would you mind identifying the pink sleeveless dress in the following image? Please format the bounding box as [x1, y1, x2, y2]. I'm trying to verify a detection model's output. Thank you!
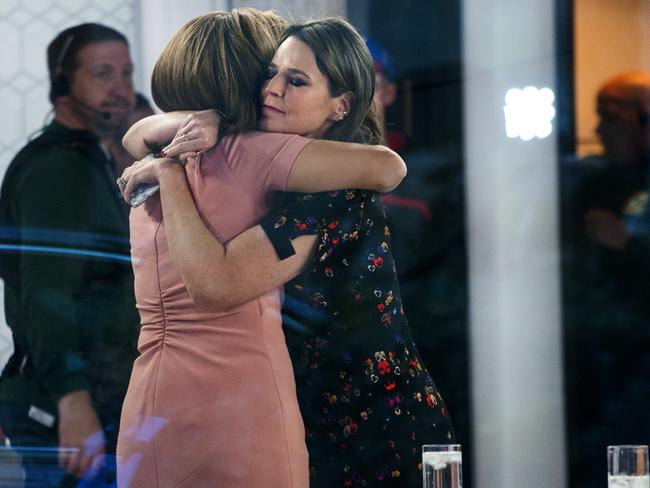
[116, 132, 310, 488]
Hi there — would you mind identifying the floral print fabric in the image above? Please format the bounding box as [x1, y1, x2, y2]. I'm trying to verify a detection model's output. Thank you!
[262, 190, 455, 487]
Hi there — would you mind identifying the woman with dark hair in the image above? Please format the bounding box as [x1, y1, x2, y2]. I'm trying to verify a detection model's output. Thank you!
[115, 10, 406, 488]
[121, 16, 454, 487]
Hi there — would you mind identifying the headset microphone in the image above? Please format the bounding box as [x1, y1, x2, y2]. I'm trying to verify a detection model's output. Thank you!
[69, 93, 112, 121]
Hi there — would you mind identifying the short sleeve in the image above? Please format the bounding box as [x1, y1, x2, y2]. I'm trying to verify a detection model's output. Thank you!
[261, 190, 360, 260]
[220, 131, 311, 196]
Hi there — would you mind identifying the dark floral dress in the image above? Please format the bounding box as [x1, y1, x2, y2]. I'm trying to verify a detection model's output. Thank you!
[261, 189, 455, 487]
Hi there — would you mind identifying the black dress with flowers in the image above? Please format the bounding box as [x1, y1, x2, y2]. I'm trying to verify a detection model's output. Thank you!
[261, 189, 455, 487]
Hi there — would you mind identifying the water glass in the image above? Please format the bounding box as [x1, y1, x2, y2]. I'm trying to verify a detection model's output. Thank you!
[422, 444, 462, 488]
[608, 445, 649, 488]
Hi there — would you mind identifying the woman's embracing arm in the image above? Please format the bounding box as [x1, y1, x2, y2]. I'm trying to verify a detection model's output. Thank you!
[287, 139, 407, 193]
[153, 160, 316, 310]
[122, 110, 220, 159]
[128, 112, 406, 193]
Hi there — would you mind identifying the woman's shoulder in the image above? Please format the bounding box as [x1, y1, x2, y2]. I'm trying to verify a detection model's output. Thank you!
[216, 131, 310, 164]
[222, 130, 307, 146]
[199, 131, 305, 164]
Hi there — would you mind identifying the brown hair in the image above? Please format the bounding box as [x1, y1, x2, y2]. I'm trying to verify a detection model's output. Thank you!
[282, 18, 383, 144]
[48, 23, 129, 103]
[598, 71, 650, 115]
[151, 8, 286, 135]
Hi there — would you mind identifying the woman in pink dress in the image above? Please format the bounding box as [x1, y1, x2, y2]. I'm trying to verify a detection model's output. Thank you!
[115, 10, 404, 488]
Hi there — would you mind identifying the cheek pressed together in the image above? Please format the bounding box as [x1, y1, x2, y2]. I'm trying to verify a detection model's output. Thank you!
[259, 36, 347, 138]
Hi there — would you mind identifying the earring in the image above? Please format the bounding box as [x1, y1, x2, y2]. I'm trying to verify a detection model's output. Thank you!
[338, 111, 347, 121]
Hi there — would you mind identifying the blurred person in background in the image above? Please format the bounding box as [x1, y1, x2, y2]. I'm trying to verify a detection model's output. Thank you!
[562, 70, 650, 488]
[0, 23, 139, 487]
[129, 93, 157, 128]
[104, 92, 156, 175]
[364, 36, 404, 152]
[572, 71, 650, 254]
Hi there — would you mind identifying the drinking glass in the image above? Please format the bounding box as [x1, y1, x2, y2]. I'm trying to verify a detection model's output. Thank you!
[422, 444, 462, 488]
[608, 445, 649, 488]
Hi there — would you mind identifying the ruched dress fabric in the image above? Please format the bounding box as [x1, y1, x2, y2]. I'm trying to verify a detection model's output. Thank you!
[116, 132, 310, 488]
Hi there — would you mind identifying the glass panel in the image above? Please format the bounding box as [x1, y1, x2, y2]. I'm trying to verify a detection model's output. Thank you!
[0, 4, 142, 486]
[563, 1, 650, 488]
[2, 1, 647, 487]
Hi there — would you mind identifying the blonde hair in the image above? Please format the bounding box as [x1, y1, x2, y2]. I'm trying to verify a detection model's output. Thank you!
[151, 8, 286, 135]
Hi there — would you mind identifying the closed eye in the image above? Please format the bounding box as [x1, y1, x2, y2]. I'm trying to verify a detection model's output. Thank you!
[289, 77, 307, 87]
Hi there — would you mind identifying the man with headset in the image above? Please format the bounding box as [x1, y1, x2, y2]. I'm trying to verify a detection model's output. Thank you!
[0, 23, 139, 486]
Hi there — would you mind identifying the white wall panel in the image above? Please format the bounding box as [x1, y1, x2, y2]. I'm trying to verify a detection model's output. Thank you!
[0, 0, 140, 175]
[462, 0, 567, 487]
[136, 0, 229, 106]
[230, 0, 345, 19]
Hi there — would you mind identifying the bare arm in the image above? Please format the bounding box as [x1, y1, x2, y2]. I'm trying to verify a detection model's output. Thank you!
[287, 139, 407, 193]
[153, 160, 317, 309]
[149, 110, 407, 193]
[119, 140, 403, 308]
[122, 112, 190, 158]
[120, 118, 406, 308]
[122, 110, 220, 160]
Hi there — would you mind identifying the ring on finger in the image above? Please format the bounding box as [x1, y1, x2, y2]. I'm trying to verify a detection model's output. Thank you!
[116, 177, 127, 188]
[183, 132, 190, 143]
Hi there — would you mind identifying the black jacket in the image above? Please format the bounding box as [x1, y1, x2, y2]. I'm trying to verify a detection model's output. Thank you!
[0, 121, 139, 429]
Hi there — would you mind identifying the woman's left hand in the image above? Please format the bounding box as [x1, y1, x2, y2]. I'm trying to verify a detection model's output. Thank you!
[161, 109, 221, 160]
[117, 156, 181, 204]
